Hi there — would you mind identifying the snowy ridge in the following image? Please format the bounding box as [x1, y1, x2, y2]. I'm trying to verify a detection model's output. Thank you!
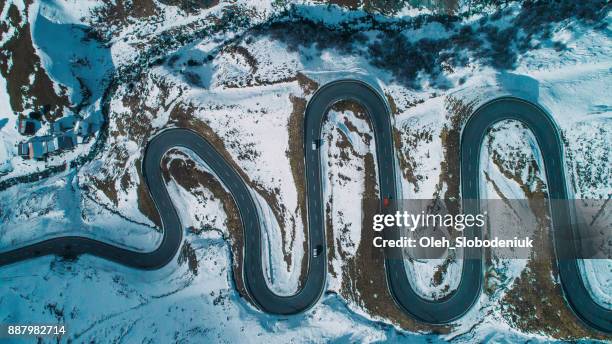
[0, 0, 610, 342]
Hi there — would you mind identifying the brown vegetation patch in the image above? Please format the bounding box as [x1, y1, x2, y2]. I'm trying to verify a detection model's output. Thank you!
[325, 199, 338, 278]
[223, 45, 258, 73]
[162, 150, 248, 298]
[394, 125, 434, 192]
[252, 181, 298, 272]
[169, 102, 301, 285]
[296, 72, 319, 95]
[322, 0, 361, 10]
[0, 2, 6, 21]
[486, 123, 608, 339]
[286, 95, 310, 287]
[386, 93, 399, 115]
[6, 4, 20, 30]
[0, 5, 70, 119]
[281, 74, 321, 288]
[178, 241, 199, 275]
[417, 97, 474, 302]
[487, 122, 547, 202]
[437, 96, 477, 209]
[334, 130, 360, 162]
[323, 102, 446, 332]
[219, 44, 303, 88]
[501, 218, 608, 339]
[432, 258, 452, 292]
[330, 100, 374, 144]
[91, 0, 159, 29]
[158, 0, 220, 13]
[95, 73, 180, 228]
[90, 177, 119, 206]
[129, 0, 158, 18]
[389, 94, 432, 194]
[316, 0, 459, 15]
[331, 100, 367, 121]
[135, 159, 162, 227]
[337, 153, 446, 332]
[387, 96, 473, 312]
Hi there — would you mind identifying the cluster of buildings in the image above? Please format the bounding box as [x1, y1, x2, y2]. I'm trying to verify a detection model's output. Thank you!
[17, 112, 95, 160]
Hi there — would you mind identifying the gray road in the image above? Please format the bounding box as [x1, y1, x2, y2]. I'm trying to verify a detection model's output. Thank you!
[384, 97, 611, 332]
[0, 81, 609, 332]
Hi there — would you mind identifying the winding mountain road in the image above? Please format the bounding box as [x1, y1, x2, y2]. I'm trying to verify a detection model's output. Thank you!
[0, 80, 609, 332]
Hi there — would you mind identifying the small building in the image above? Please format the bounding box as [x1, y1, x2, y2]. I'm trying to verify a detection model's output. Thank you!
[17, 142, 30, 158]
[74, 120, 90, 137]
[51, 116, 76, 134]
[42, 136, 59, 155]
[28, 111, 43, 121]
[56, 132, 77, 150]
[28, 138, 46, 160]
[18, 118, 41, 135]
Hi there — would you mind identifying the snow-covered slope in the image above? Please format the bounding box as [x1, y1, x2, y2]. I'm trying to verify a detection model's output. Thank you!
[0, 0, 610, 342]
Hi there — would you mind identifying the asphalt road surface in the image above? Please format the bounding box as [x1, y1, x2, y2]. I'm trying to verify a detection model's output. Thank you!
[0, 81, 609, 332]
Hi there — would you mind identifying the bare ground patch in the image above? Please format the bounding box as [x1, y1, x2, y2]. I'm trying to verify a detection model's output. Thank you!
[217, 43, 303, 88]
[287, 95, 310, 289]
[161, 149, 249, 299]
[170, 101, 301, 286]
[315, 0, 459, 15]
[85, 72, 181, 228]
[285, 74, 320, 288]
[91, 0, 159, 30]
[323, 101, 448, 333]
[177, 241, 199, 276]
[438, 96, 477, 207]
[390, 96, 475, 300]
[486, 122, 609, 340]
[338, 152, 446, 333]
[158, 0, 220, 14]
[393, 124, 434, 192]
[0, 4, 70, 119]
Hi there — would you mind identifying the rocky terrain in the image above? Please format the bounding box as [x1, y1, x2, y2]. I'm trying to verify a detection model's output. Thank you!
[0, 0, 610, 342]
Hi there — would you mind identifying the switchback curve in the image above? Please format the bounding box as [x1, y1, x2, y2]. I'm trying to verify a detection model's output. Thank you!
[0, 82, 609, 332]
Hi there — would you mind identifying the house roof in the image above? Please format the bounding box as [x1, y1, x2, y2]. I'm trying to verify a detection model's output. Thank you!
[56, 133, 76, 150]
[75, 120, 90, 136]
[52, 116, 77, 132]
[17, 142, 29, 156]
[29, 140, 45, 159]
[18, 118, 39, 135]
